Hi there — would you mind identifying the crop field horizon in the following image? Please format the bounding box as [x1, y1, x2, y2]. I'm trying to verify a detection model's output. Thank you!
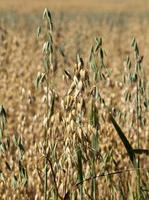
[0, 1, 149, 199]
[0, 0, 149, 13]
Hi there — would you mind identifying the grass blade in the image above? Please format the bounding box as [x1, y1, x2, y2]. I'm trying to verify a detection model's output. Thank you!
[134, 149, 149, 156]
[109, 113, 136, 167]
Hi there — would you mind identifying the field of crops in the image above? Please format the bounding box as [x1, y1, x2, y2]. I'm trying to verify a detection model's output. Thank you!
[0, 1, 149, 199]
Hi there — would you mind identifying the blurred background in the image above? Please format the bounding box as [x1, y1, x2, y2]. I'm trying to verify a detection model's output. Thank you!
[0, 0, 149, 13]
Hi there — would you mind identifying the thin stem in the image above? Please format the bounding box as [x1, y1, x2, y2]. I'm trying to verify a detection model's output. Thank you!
[136, 79, 141, 199]
[135, 56, 142, 199]
[44, 63, 49, 200]
[47, 157, 63, 200]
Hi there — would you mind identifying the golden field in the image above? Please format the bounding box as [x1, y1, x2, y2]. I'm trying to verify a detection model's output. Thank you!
[0, 1, 149, 199]
[0, 0, 149, 13]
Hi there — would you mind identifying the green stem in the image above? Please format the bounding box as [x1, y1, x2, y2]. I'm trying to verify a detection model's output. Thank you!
[44, 67, 49, 200]
[136, 64, 141, 200]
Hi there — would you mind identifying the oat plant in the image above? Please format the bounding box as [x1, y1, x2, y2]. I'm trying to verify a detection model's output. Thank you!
[35, 8, 57, 200]
[123, 38, 145, 199]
